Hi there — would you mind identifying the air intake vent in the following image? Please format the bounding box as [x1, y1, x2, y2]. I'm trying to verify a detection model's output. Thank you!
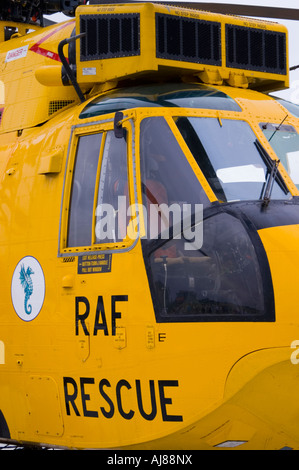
[156, 13, 221, 66]
[226, 25, 287, 75]
[48, 100, 75, 116]
[80, 13, 140, 61]
[76, 3, 289, 92]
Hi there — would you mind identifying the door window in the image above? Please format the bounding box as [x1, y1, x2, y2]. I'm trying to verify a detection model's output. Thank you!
[68, 133, 103, 248]
[65, 126, 132, 252]
[95, 131, 130, 243]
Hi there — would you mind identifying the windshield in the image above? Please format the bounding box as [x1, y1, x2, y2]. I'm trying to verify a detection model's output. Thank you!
[261, 123, 299, 190]
[79, 83, 241, 119]
[175, 117, 290, 202]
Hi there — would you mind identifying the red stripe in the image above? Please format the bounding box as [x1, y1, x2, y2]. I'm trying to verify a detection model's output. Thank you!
[29, 21, 75, 62]
[29, 44, 61, 62]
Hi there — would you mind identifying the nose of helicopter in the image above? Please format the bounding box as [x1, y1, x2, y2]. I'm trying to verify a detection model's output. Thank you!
[215, 219, 299, 449]
[182, 207, 299, 450]
[186, 346, 299, 450]
[257, 221, 299, 324]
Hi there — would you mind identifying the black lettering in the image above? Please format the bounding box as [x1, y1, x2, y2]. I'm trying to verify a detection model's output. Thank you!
[158, 380, 183, 422]
[75, 296, 90, 336]
[99, 379, 115, 418]
[116, 379, 134, 420]
[158, 333, 166, 342]
[93, 296, 108, 336]
[111, 295, 128, 336]
[63, 377, 80, 416]
[64, 375, 182, 423]
[80, 377, 98, 418]
[136, 379, 157, 421]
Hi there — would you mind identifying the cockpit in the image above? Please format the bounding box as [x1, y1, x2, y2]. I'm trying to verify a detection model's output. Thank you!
[62, 83, 299, 324]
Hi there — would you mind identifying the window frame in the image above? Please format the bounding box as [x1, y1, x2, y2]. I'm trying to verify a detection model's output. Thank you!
[59, 116, 138, 256]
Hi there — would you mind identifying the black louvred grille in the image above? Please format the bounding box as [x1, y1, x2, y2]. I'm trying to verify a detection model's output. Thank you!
[156, 13, 221, 66]
[226, 24, 287, 75]
[80, 13, 140, 60]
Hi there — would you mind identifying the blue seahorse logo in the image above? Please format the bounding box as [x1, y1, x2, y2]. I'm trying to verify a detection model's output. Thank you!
[19, 264, 34, 315]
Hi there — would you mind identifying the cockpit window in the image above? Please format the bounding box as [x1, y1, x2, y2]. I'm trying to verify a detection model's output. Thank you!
[140, 116, 209, 242]
[145, 210, 274, 322]
[176, 117, 290, 202]
[261, 123, 299, 190]
[68, 133, 102, 247]
[79, 83, 241, 119]
[95, 131, 130, 243]
[67, 129, 131, 249]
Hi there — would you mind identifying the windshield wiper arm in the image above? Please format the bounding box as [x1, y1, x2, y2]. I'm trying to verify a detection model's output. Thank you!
[254, 139, 288, 203]
[262, 159, 280, 206]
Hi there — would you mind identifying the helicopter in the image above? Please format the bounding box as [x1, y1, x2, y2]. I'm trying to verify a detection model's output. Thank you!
[1, 0, 299, 451]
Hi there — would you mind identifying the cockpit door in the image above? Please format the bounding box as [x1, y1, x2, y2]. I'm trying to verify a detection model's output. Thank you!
[60, 117, 138, 256]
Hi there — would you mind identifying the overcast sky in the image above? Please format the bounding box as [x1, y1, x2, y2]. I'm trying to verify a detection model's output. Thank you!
[46, 0, 299, 103]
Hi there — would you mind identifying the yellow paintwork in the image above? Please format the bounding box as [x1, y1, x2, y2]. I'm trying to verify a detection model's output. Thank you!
[0, 20, 79, 133]
[0, 3, 299, 450]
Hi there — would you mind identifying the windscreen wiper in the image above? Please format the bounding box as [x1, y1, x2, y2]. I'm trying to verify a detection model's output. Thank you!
[254, 139, 289, 204]
[262, 158, 280, 206]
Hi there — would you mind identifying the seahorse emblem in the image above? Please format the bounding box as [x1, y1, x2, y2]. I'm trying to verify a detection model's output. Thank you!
[19, 264, 34, 315]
